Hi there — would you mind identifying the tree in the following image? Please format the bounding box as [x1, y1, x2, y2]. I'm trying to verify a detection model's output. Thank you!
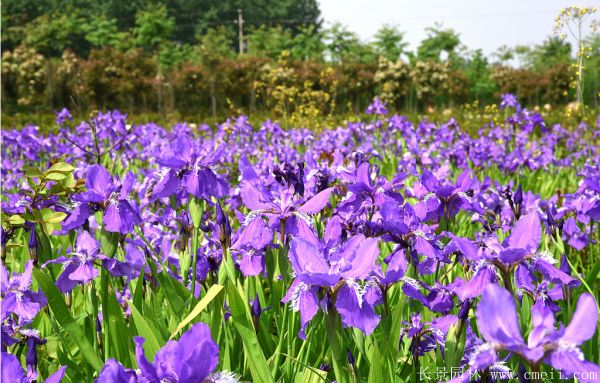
[290, 25, 325, 61]
[84, 15, 130, 50]
[133, 4, 175, 52]
[465, 49, 497, 101]
[22, 12, 88, 57]
[246, 26, 293, 60]
[417, 24, 461, 63]
[373, 24, 408, 62]
[325, 23, 375, 63]
[197, 27, 236, 117]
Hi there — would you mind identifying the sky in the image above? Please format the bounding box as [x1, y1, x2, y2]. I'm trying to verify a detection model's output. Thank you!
[319, 0, 599, 55]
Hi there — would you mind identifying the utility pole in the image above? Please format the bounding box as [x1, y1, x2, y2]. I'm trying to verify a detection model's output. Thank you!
[237, 9, 244, 55]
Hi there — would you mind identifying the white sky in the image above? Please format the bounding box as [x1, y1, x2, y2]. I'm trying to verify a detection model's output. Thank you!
[319, 0, 599, 55]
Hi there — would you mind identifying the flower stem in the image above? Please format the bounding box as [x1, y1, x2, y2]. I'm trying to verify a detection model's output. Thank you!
[325, 310, 350, 383]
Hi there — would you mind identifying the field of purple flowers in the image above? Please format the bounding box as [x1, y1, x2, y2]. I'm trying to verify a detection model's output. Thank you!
[1, 96, 600, 383]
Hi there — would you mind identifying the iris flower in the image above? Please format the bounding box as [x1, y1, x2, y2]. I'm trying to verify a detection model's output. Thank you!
[149, 135, 228, 201]
[1, 261, 47, 323]
[63, 165, 141, 234]
[44, 231, 131, 293]
[468, 284, 600, 382]
[1, 352, 66, 383]
[96, 323, 237, 383]
[282, 232, 382, 337]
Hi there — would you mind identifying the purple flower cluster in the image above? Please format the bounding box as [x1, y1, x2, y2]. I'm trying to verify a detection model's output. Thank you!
[1, 96, 599, 381]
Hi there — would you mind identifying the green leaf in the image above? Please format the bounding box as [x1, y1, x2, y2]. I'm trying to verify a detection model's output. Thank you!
[8, 215, 25, 225]
[33, 268, 103, 370]
[367, 339, 382, 383]
[24, 166, 44, 178]
[444, 321, 466, 370]
[189, 198, 203, 228]
[47, 162, 75, 174]
[169, 284, 224, 339]
[585, 262, 600, 287]
[45, 212, 67, 224]
[44, 172, 68, 181]
[101, 270, 133, 366]
[129, 302, 164, 362]
[35, 226, 53, 264]
[99, 229, 120, 258]
[227, 280, 275, 383]
[156, 271, 190, 317]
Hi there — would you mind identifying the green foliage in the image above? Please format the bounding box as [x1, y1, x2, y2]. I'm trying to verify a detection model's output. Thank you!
[465, 49, 498, 101]
[373, 24, 408, 62]
[247, 25, 293, 60]
[416, 23, 461, 63]
[84, 15, 130, 50]
[22, 12, 88, 57]
[133, 4, 175, 51]
[2, 2, 599, 116]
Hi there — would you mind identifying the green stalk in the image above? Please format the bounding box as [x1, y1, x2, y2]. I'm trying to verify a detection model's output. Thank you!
[325, 310, 350, 383]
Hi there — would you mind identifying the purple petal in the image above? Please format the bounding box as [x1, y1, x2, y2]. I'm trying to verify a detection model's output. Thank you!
[476, 284, 525, 351]
[151, 169, 179, 200]
[68, 262, 99, 284]
[134, 337, 159, 381]
[86, 165, 112, 198]
[335, 282, 381, 335]
[498, 248, 527, 264]
[174, 323, 219, 382]
[1, 352, 27, 383]
[62, 204, 92, 231]
[240, 182, 273, 211]
[232, 217, 272, 250]
[298, 187, 334, 214]
[561, 293, 598, 345]
[288, 237, 334, 284]
[96, 359, 137, 383]
[505, 211, 541, 251]
[545, 348, 600, 382]
[43, 366, 67, 383]
[282, 283, 320, 339]
[340, 236, 380, 280]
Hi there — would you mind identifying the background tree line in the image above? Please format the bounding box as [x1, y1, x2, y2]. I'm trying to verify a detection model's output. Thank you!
[2, 0, 599, 119]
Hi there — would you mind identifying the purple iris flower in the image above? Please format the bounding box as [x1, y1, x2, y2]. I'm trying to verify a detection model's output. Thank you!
[97, 322, 237, 383]
[55, 108, 72, 126]
[378, 200, 442, 263]
[149, 135, 228, 201]
[400, 313, 457, 356]
[450, 211, 575, 298]
[1, 352, 66, 383]
[237, 181, 334, 246]
[63, 165, 141, 234]
[337, 163, 403, 220]
[1, 261, 47, 323]
[282, 233, 382, 337]
[499, 93, 521, 111]
[414, 169, 475, 222]
[469, 284, 600, 381]
[365, 98, 388, 115]
[43, 231, 131, 293]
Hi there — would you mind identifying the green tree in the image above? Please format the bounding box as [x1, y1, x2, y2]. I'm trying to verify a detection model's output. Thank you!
[373, 24, 408, 62]
[246, 26, 293, 60]
[290, 25, 325, 61]
[22, 12, 88, 57]
[133, 4, 174, 52]
[325, 23, 375, 63]
[84, 15, 130, 49]
[197, 27, 236, 117]
[417, 24, 461, 63]
[465, 49, 497, 101]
